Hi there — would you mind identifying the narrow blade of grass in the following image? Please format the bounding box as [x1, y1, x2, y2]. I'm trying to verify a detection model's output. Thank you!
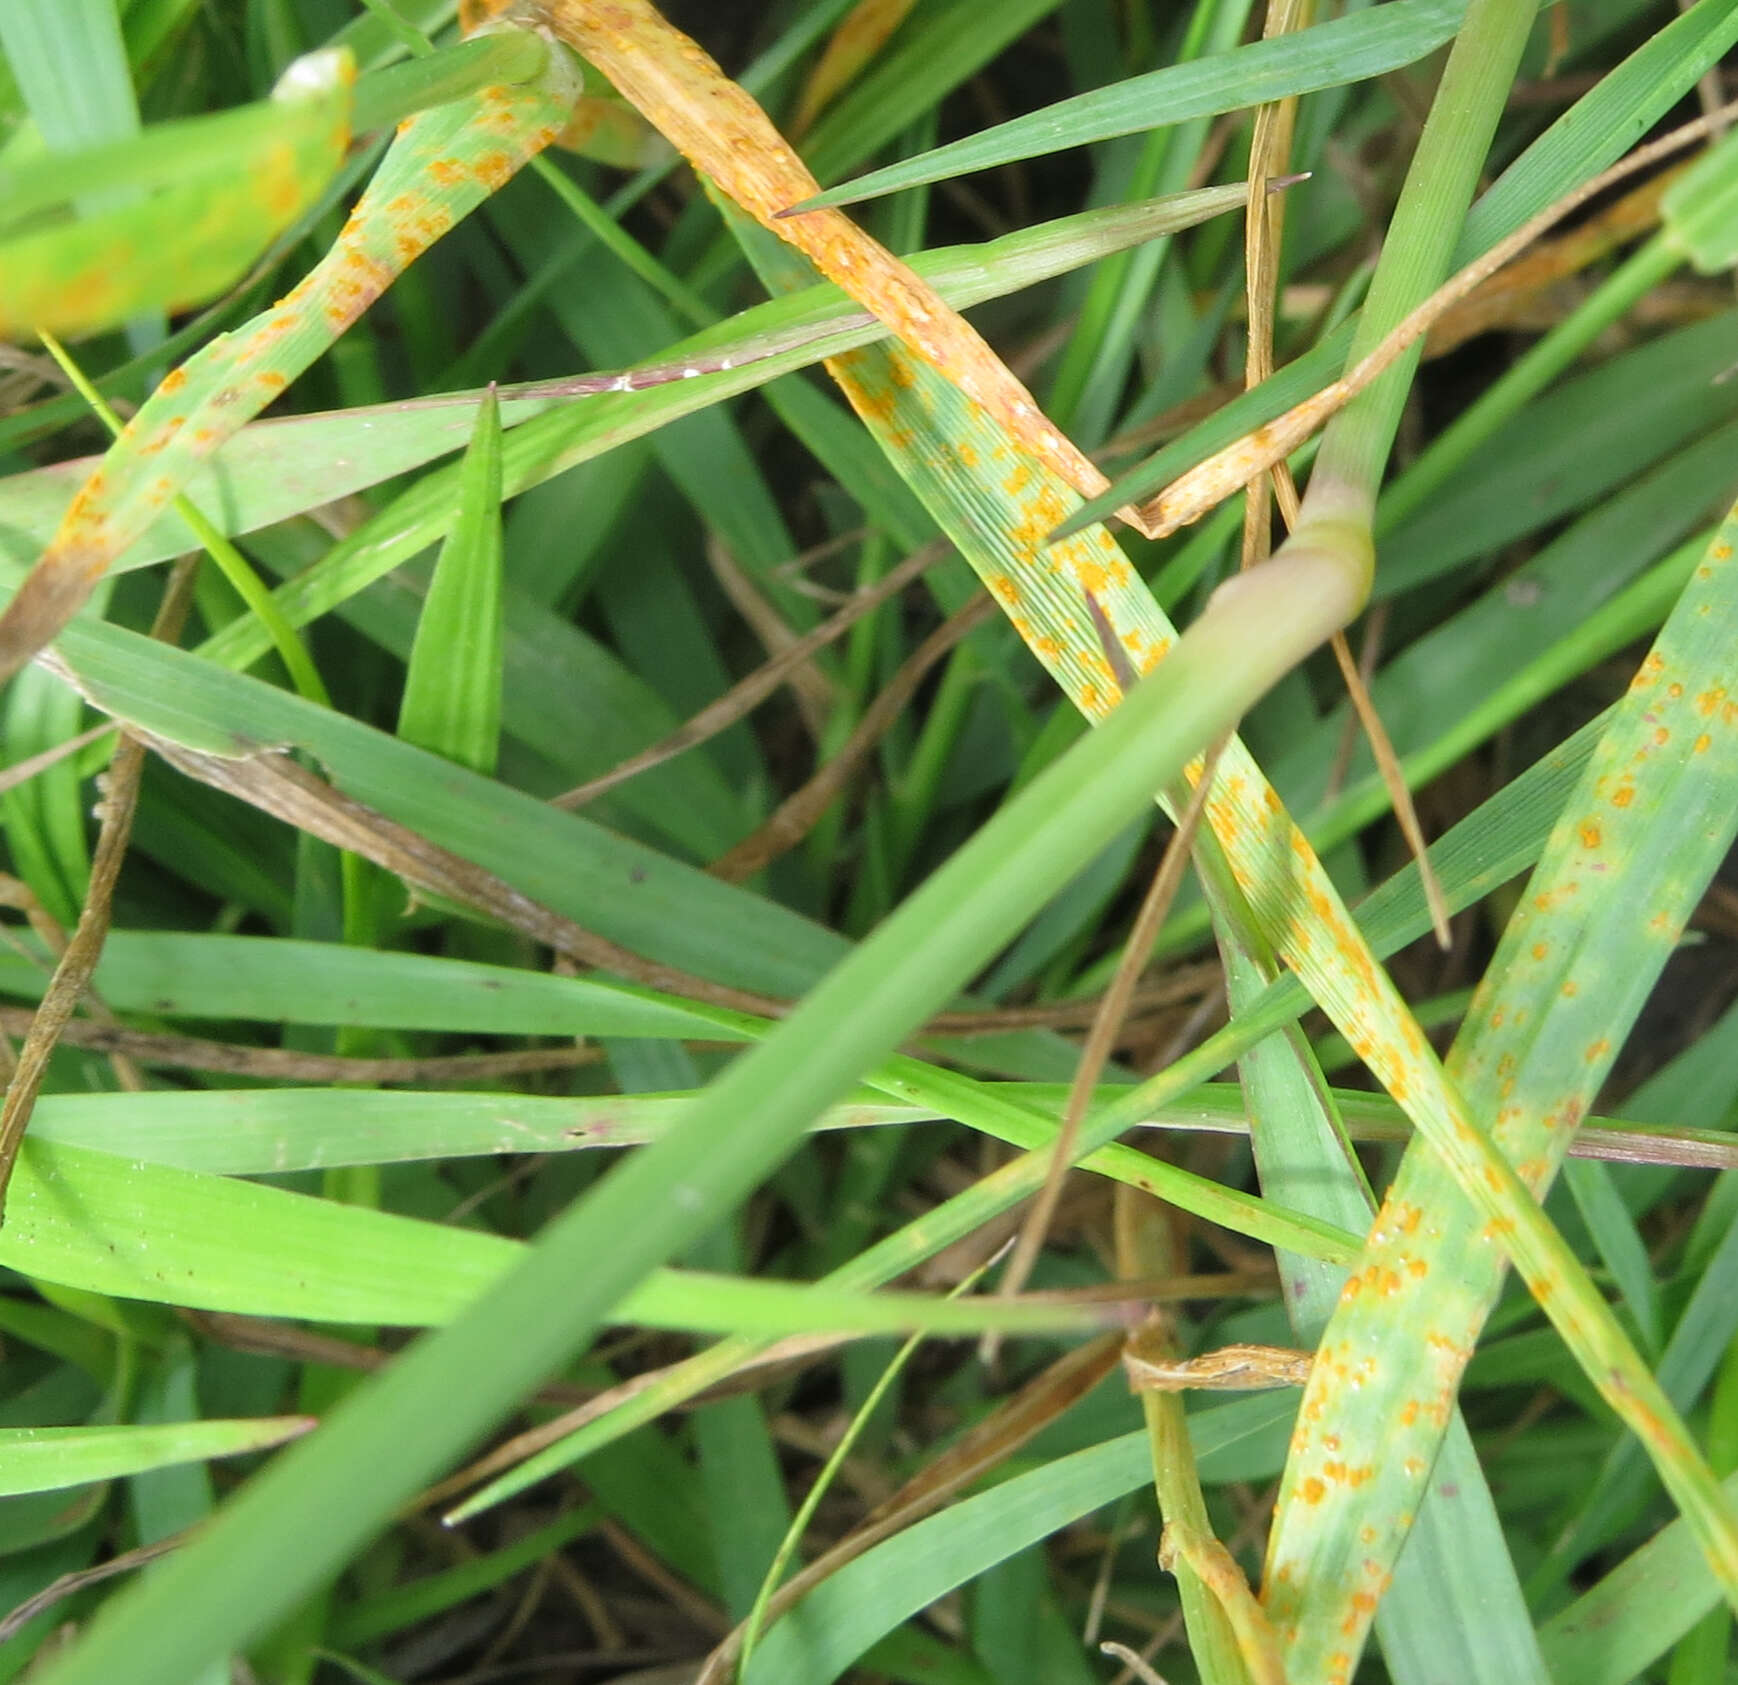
[397, 385, 504, 773]
[0, 1418, 313, 1499]
[791, 0, 1469, 210]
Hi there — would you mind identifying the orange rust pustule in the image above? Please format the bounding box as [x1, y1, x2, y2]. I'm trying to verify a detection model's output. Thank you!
[473, 147, 521, 189]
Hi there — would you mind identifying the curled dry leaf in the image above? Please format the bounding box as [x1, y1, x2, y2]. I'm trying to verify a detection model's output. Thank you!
[1124, 1337, 1314, 1393]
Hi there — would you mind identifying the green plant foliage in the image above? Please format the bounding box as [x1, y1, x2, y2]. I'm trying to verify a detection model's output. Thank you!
[1, 4, 1736, 1684]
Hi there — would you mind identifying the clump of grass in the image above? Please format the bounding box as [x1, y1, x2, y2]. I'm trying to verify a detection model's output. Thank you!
[1, 4, 1737, 1684]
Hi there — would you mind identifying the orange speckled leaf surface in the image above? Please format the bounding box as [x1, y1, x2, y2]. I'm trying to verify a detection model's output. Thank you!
[523, 0, 1115, 512]
[1261, 505, 1738, 1681]
[0, 39, 573, 689]
[859, 369, 1738, 1671]
[0, 55, 352, 344]
[719, 194, 1738, 1667]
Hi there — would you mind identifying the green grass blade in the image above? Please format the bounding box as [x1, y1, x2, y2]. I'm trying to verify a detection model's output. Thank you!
[1563, 1154, 1664, 1356]
[0, 1137, 1121, 1340]
[1462, 0, 1738, 261]
[348, 27, 550, 133]
[742, 1402, 1295, 1684]
[40, 613, 847, 995]
[1307, 0, 1536, 505]
[0, 930, 745, 1038]
[1664, 123, 1738, 273]
[1045, 0, 1251, 449]
[1, 662, 91, 928]
[396, 384, 504, 773]
[339, 554, 754, 858]
[0, 0, 135, 152]
[0, 1418, 312, 1498]
[1541, 1465, 1738, 1685]
[22, 1079, 1726, 1182]
[792, 0, 1469, 210]
[1533, 1212, 1738, 1594]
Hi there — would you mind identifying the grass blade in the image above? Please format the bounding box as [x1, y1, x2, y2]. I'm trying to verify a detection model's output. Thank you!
[742, 1401, 1295, 1683]
[0, 1418, 313, 1498]
[396, 385, 504, 773]
[791, 0, 1468, 210]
